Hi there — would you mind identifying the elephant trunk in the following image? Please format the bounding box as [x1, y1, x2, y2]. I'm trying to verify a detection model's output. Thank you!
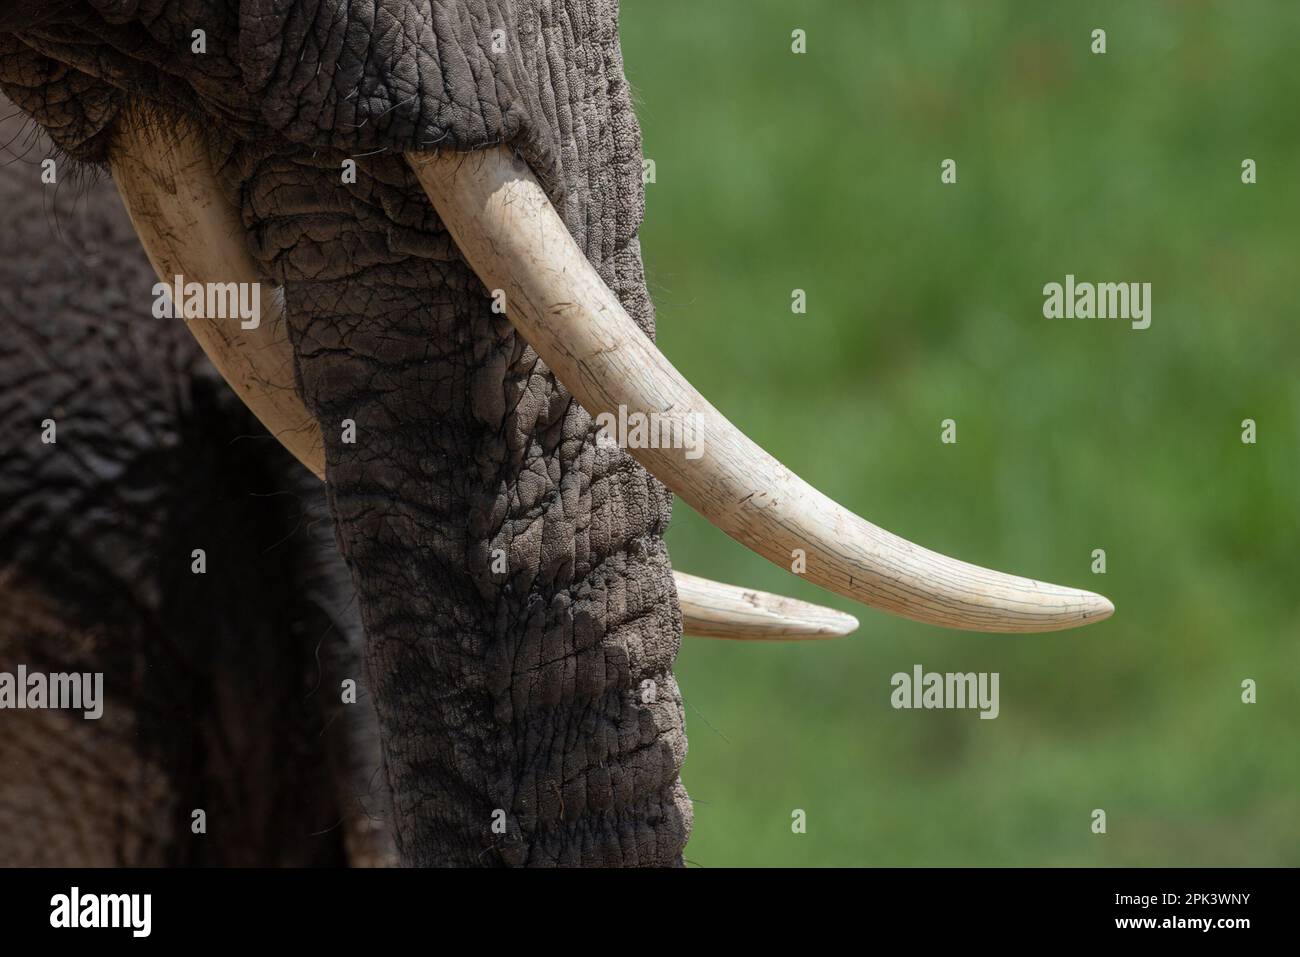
[229, 144, 690, 865]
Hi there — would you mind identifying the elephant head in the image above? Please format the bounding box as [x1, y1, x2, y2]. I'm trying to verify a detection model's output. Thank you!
[0, 1, 1111, 866]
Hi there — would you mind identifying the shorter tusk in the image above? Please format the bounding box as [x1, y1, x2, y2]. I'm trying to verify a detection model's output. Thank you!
[109, 109, 324, 479]
[675, 572, 857, 640]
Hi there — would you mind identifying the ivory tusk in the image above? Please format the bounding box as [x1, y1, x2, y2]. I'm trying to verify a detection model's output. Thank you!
[674, 572, 858, 640]
[109, 111, 324, 479]
[408, 147, 1114, 633]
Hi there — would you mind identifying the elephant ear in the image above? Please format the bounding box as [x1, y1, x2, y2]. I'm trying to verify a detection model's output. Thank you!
[237, 0, 564, 196]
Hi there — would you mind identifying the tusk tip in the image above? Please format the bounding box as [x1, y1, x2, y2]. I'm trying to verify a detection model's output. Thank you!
[1084, 592, 1115, 624]
[1044, 587, 1114, 631]
[821, 609, 861, 637]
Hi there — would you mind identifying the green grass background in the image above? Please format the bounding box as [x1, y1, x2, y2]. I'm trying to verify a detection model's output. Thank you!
[620, 0, 1299, 866]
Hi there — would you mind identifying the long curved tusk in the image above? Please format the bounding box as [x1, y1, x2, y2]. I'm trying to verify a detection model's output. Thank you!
[408, 147, 1115, 633]
[109, 111, 325, 479]
[107, 115, 839, 642]
[675, 572, 857, 640]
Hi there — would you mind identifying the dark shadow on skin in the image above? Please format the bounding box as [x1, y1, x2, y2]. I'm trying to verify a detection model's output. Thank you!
[0, 100, 395, 867]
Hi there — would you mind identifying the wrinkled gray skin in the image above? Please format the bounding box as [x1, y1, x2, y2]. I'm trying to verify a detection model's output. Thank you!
[0, 1, 689, 866]
[0, 102, 395, 866]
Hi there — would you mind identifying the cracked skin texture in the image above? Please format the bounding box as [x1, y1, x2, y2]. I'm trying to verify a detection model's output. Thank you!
[1, 1, 691, 866]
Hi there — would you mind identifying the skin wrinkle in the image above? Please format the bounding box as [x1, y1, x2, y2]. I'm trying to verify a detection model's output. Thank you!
[2, 0, 689, 866]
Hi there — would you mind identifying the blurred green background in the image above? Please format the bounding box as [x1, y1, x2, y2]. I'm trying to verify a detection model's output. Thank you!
[620, 0, 1299, 866]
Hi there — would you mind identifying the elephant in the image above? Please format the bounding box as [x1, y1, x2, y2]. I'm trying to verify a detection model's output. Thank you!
[0, 94, 840, 868]
[0, 1, 1111, 867]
